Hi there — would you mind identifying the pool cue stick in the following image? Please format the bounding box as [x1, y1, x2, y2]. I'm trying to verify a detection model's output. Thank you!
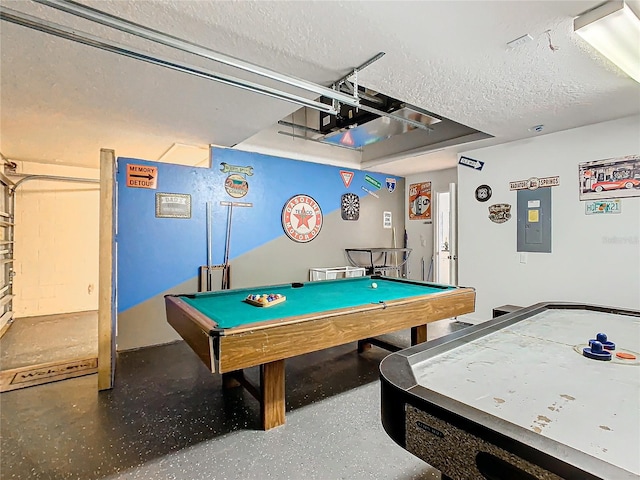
[403, 229, 408, 278]
[392, 227, 398, 278]
[206, 201, 212, 291]
[222, 204, 233, 289]
[218, 201, 253, 290]
[421, 257, 425, 281]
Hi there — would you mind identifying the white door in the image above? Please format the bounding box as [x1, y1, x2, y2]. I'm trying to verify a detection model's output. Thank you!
[433, 183, 458, 285]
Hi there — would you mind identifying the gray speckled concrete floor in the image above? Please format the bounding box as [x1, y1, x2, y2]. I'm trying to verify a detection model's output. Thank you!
[1, 320, 469, 480]
[0, 311, 98, 370]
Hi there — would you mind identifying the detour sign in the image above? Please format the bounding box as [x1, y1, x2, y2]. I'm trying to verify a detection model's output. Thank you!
[126, 164, 157, 189]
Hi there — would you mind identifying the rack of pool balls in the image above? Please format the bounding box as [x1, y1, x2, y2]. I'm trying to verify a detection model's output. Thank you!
[244, 293, 286, 307]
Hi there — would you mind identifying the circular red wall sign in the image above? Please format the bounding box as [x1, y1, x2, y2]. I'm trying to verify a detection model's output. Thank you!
[281, 194, 323, 243]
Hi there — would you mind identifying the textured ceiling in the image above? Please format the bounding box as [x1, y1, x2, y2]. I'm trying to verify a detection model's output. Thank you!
[1, 0, 639, 176]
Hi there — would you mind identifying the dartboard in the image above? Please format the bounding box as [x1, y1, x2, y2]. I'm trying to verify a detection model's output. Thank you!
[341, 193, 360, 221]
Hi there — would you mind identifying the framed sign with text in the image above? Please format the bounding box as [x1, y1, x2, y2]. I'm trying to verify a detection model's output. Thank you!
[408, 182, 431, 220]
[155, 193, 191, 218]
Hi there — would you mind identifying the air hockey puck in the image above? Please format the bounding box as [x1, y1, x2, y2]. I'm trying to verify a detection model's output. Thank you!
[616, 352, 637, 360]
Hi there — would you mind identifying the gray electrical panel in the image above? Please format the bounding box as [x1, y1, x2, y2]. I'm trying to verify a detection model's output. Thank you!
[517, 188, 551, 253]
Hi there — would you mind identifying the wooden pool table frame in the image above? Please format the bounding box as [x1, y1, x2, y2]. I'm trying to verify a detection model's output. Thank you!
[165, 276, 475, 430]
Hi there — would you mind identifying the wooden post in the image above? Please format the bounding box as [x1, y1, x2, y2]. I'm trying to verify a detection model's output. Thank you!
[98, 149, 116, 390]
[260, 360, 286, 430]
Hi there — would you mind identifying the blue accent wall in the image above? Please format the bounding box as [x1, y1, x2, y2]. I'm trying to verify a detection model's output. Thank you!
[116, 148, 397, 312]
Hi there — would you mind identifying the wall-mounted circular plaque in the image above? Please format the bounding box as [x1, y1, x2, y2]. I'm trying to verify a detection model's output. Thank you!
[475, 184, 492, 202]
[281, 194, 323, 243]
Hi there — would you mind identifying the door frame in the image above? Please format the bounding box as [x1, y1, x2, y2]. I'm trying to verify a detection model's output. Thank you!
[433, 182, 458, 285]
[98, 149, 116, 390]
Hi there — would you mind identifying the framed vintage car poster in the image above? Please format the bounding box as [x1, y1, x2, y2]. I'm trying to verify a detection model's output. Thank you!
[579, 154, 640, 201]
[409, 182, 431, 220]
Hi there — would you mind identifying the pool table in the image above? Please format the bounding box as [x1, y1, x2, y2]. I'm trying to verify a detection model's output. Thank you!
[165, 275, 475, 430]
[380, 302, 640, 480]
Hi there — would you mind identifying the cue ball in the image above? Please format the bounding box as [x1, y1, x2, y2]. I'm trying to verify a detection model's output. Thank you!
[371, 282, 378, 289]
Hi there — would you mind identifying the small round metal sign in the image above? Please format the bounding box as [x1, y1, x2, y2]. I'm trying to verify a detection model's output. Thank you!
[475, 184, 492, 202]
[224, 174, 249, 198]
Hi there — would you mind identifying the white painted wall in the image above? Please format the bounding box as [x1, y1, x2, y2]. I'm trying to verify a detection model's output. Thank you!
[404, 168, 457, 281]
[458, 115, 640, 323]
[11, 161, 99, 317]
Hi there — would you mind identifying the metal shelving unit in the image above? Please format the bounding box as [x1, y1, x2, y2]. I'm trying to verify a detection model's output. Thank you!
[0, 168, 14, 338]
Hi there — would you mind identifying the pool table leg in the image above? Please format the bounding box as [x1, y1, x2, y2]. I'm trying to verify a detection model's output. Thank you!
[222, 373, 241, 388]
[260, 359, 285, 430]
[411, 325, 427, 345]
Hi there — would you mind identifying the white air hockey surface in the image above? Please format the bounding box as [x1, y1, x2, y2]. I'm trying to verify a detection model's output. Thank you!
[412, 309, 640, 476]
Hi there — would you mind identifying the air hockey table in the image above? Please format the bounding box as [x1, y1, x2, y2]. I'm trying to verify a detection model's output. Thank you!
[380, 302, 640, 480]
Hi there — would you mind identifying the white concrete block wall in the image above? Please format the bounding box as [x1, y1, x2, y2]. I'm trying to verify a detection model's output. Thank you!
[11, 161, 99, 317]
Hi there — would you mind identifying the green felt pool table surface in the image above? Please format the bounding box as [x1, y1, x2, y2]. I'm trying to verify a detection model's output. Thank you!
[181, 276, 457, 329]
[165, 275, 475, 430]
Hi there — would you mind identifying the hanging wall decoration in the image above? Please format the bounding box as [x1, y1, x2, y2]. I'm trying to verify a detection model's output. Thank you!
[475, 184, 492, 202]
[578, 154, 640, 201]
[224, 174, 249, 198]
[509, 176, 559, 191]
[488, 204, 512, 224]
[341, 193, 360, 220]
[361, 186, 379, 198]
[155, 193, 191, 218]
[340, 170, 354, 188]
[459, 156, 485, 171]
[126, 164, 158, 189]
[383, 211, 392, 229]
[282, 194, 323, 243]
[220, 162, 253, 198]
[361, 175, 382, 198]
[585, 199, 621, 215]
[220, 162, 254, 176]
[409, 182, 431, 220]
[386, 178, 397, 193]
[364, 174, 382, 191]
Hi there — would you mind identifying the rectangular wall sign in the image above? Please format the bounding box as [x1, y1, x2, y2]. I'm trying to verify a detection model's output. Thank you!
[155, 193, 191, 218]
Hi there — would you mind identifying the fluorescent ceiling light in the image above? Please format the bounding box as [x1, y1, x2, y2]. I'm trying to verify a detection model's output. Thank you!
[574, 0, 640, 82]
